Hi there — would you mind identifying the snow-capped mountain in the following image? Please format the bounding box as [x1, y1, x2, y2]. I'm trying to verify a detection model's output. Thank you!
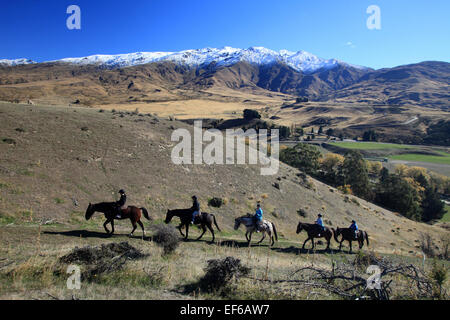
[1, 47, 368, 73]
[0, 58, 35, 66]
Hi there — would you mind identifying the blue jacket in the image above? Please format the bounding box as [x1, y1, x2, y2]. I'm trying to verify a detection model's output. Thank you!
[316, 217, 324, 227]
[255, 208, 263, 221]
[350, 222, 358, 231]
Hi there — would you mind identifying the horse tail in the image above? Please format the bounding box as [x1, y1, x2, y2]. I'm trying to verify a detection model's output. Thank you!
[212, 214, 221, 232]
[365, 231, 369, 246]
[141, 207, 151, 221]
[272, 222, 278, 242]
[333, 228, 340, 242]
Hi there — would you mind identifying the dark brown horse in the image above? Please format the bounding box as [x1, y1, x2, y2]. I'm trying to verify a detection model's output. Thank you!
[334, 227, 369, 253]
[165, 208, 221, 242]
[296, 222, 333, 250]
[85, 202, 151, 237]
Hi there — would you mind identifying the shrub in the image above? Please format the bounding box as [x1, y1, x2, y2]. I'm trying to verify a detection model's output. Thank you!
[208, 197, 224, 208]
[243, 109, 261, 120]
[152, 224, 180, 255]
[420, 233, 436, 258]
[198, 257, 250, 293]
[297, 209, 308, 218]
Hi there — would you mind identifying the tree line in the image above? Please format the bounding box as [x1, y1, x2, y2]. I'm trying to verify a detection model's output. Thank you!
[280, 143, 449, 222]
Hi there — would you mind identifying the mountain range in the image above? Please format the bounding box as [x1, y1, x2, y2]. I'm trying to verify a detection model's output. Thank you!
[0, 47, 448, 110]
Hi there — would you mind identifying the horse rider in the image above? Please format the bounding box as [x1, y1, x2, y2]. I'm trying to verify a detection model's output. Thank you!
[254, 202, 264, 232]
[191, 195, 201, 224]
[115, 189, 127, 219]
[315, 213, 325, 236]
[349, 220, 359, 239]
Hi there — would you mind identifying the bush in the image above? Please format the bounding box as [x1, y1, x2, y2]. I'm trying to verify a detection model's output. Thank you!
[208, 197, 224, 208]
[297, 209, 308, 218]
[420, 233, 436, 258]
[243, 109, 261, 120]
[198, 257, 250, 293]
[58, 242, 146, 281]
[153, 224, 180, 255]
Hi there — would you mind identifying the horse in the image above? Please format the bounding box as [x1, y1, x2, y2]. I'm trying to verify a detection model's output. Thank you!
[234, 215, 278, 246]
[334, 227, 369, 253]
[296, 222, 333, 250]
[85, 202, 151, 237]
[164, 209, 221, 242]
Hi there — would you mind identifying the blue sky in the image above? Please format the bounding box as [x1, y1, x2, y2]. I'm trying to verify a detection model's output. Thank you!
[0, 0, 448, 69]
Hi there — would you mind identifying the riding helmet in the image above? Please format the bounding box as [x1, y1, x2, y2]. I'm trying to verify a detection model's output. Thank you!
[119, 189, 125, 194]
[318, 214, 322, 217]
[192, 195, 197, 199]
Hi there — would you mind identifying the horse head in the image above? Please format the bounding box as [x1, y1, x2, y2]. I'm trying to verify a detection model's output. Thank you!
[165, 209, 174, 224]
[334, 227, 342, 242]
[296, 222, 303, 234]
[85, 203, 95, 220]
[233, 217, 241, 230]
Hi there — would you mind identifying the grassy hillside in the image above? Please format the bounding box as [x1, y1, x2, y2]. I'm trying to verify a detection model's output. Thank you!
[0, 102, 448, 299]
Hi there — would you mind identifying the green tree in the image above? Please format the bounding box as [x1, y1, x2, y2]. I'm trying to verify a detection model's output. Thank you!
[326, 128, 334, 137]
[341, 151, 371, 199]
[243, 109, 261, 120]
[421, 186, 445, 222]
[375, 174, 422, 220]
[280, 143, 321, 175]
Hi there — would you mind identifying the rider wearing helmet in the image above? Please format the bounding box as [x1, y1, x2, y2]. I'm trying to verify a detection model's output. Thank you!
[349, 220, 359, 239]
[115, 189, 127, 219]
[315, 213, 325, 236]
[191, 195, 201, 224]
[254, 202, 263, 232]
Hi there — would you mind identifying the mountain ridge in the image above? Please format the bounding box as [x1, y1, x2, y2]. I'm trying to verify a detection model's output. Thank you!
[0, 46, 370, 73]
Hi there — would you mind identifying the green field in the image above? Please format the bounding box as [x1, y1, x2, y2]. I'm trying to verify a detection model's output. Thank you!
[329, 142, 413, 150]
[388, 152, 450, 165]
[442, 204, 450, 223]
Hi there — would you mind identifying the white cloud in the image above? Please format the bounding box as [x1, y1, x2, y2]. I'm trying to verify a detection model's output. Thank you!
[345, 41, 356, 49]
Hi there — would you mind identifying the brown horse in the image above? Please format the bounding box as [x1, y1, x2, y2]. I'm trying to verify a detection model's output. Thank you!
[296, 222, 333, 250]
[85, 202, 152, 237]
[165, 208, 221, 242]
[334, 227, 369, 253]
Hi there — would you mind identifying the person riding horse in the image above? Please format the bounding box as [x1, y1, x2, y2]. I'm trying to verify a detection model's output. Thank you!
[315, 213, 325, 237]
[349, 220, 359, 239]
[190, 195, 201, 224]
[115, 189, 127, 219]
[254, 202, 263, 232]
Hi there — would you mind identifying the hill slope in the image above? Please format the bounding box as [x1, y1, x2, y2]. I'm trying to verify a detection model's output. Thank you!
[0, 102, 446, 256]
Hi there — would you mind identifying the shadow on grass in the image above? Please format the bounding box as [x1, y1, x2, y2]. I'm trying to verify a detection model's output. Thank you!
[271, 245, 341, 255]
[218, 239, 272, 248]
[43, 230, 152, 241]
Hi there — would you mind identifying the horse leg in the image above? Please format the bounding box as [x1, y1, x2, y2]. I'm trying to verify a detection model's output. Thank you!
[184, 223, 189, 241]
[302, 238, 310, 250]
[197, 225, 207, 241]
[339, 239, 344, 251]
[129, 221, 137, 237]
[245, 232, 249, 242]
[206, 224, 215, 243]
[137, 220, 145, 238]
[103, 219, 111, 234]
[349, 240, 353, 254]
[257, 231, 266, 244]
[177, 224, 185, 237]
[326, 236, 331, 250]
[248, 232, 253, 245]
[110, 219, 115, 235]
